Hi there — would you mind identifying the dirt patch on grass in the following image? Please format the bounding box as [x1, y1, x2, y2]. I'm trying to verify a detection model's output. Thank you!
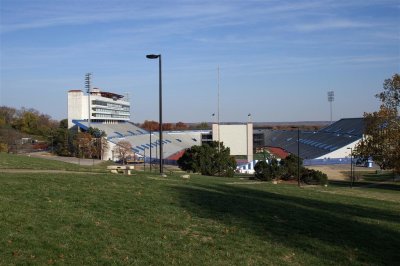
[306, 165, 377, 181]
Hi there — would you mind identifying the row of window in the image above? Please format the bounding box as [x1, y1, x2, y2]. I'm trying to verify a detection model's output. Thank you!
[92, 100, 129, 111]
[93, 113, 129, 119]
[93, 108, 130, 116]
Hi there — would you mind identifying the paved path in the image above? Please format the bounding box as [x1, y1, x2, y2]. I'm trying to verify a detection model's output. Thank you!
[27, 152, 103, 166]
[0, 169, 102, 174]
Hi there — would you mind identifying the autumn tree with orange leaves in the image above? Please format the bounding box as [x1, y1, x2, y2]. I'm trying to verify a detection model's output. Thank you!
[355, 74, 400, 173]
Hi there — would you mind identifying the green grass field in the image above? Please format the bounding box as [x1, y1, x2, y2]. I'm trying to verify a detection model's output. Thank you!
[1, 153, 399, 265]
[0, 153, 110, 172]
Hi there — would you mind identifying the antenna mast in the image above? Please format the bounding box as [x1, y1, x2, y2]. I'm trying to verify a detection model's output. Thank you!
[85, 73, 92, 127]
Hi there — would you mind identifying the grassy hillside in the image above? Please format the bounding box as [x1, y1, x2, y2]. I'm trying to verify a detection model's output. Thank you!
[0, 164, 399, 265]
[0, 152, 109, 172]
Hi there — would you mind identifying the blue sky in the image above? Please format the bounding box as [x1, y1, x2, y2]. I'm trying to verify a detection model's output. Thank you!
[1, 0, 399, 123]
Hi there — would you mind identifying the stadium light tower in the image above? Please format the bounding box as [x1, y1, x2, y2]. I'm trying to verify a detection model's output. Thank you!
[328, 91, 334, 124]
[85, 73, 92, 127]
[146, 54, 164, 176]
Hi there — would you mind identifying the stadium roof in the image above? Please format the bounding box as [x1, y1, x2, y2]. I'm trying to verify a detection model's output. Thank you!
[320, 118, 364, 137]
[262, 118, 364, 159]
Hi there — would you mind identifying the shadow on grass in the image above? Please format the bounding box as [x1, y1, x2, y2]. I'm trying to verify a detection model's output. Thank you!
[329, 180, 400, 191]
[173, 184, 400, 265]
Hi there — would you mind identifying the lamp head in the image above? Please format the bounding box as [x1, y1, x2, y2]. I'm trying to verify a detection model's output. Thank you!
[146, 54, 160, 59]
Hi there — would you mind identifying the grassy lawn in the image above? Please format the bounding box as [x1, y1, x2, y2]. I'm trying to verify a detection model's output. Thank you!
[1, 153, 399, 265]
[0, 152, 110, 172]
[362, 172, 396, 182]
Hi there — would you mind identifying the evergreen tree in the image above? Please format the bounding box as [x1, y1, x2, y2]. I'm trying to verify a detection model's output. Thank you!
[177, 141, 236, 177]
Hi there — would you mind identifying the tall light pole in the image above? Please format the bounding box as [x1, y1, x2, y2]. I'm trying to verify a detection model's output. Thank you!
[297, 128, 300, 187]
[217, 66, 221, 176]
[328, 91, 334, 124]
[347, 147, 354, 188]
[149, 128, 152, 172]
[146, 54, 164, 175]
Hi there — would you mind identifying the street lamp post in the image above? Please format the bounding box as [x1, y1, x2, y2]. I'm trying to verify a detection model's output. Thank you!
[297, 128, 300, 187]
[146, 54, 164, 175]
[155, 140, 158, 168]
[347, 147, 354, 188]
[149, 128, 152, 172]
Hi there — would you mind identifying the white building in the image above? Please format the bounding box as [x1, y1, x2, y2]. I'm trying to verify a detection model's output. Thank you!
[68, 88, 130, 128]
[211, 123, 253, 162]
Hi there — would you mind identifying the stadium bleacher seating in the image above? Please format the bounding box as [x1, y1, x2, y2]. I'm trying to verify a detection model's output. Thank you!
[262, 118, 364, 159]
[72, 118, 365, 162]
[72, 120, 205, 159]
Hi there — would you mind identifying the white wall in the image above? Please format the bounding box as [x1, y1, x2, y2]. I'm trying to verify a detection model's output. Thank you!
[103, 141, 116, 161]
[212, 123, 253, 161]
[315, 139, 360, 159]
[68, 91, 88, 128]
[247, 123, 253, 162]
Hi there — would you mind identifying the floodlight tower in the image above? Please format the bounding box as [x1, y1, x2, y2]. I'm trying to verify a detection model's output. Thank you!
[85, 73, 92, 127]
[328, 91, 334, 124]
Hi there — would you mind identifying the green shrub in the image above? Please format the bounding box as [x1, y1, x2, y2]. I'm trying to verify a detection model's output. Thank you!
[177, 141, 237, 177]
[254, 160, 271, 181]
[301, 169, 328, 185]
[279, 154, 303, 180]
[254, 159, 280, 181]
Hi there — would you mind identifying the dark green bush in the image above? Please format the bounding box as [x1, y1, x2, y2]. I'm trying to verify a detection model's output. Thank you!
[254, 160, 271, 181]
[254, 159, 280, 181]
[279, 154, 303, 180]
[301, 169, 328, 185]
[177, 141, 236, 177]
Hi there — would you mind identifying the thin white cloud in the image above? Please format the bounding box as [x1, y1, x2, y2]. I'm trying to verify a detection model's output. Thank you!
[294, 19, 374, 32]
[1, 0, 384, 34]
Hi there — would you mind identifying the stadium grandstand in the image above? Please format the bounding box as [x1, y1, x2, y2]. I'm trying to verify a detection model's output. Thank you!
[68, 86, 211, 162]
[68, 86, 366, 166]
[71, 117, 365, 165]
[237, 118, 365, 173]
[253, 118, 364, 161]
[71, 120, 208, 161]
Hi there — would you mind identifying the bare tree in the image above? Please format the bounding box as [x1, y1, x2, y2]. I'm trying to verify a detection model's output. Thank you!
[113, 140, 133, 164]
[75, 132, 93, 158]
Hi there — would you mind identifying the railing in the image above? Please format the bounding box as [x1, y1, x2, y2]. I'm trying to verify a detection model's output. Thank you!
[303, 158, 352, 166]
[144, 157, 179, 166]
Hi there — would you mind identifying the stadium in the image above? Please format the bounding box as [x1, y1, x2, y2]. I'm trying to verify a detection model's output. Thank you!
[68, 87, 365, 169]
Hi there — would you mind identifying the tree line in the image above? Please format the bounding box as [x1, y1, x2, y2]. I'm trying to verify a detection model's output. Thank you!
[141, 120, 210, 131]
[0, 106, 107, 158]
[0, 106, 58, 136]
